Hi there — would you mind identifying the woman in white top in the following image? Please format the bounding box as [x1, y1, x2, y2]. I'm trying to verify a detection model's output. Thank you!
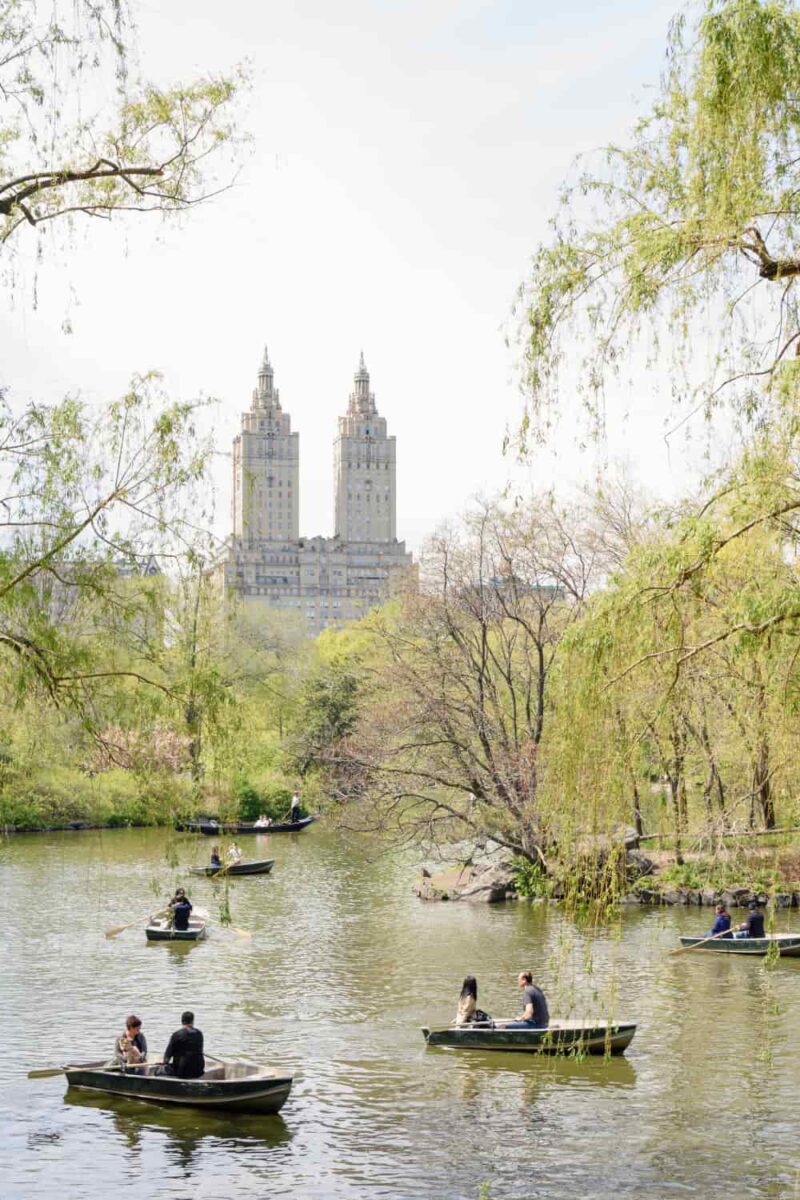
[455, 975, 478, 1025]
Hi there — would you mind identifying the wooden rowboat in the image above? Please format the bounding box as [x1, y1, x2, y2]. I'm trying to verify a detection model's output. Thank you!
[178, 816, 315, 836]
[63, 1059, 293, 1113]
[189, 859, 275, 877]
[145, 906, 208, 942]
[421, 1019, 637, 1055]
[679, 934, 800, 956]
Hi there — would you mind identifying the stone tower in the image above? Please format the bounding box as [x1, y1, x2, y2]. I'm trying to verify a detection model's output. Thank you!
[333, 353, 396, 543]
[232, 346, 300, 542]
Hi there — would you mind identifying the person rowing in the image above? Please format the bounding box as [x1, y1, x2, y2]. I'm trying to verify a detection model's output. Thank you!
[504, 970, 549, 1029]
[161, 1010, 205, 1079]
[168, 888, 193, 931]
[735, 899, 765, 939]
[228, 841, 243, 863]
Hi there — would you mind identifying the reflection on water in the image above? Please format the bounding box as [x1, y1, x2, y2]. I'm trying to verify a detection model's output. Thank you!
[63, 1089, 292, 1171]
[3, 826, 800, 1199]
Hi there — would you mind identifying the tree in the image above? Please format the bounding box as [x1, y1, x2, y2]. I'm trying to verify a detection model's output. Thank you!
[320, 499, 601, 863]
[0, 0, 242, 247]
[519, 0, 800, 445]
[0, 374, 212, 710]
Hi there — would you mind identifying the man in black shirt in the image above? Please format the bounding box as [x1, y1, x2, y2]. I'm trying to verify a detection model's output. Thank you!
[736, 900, 766, 939]
[506, 971, 550, 1029]
[162, 1011, 205, 1078]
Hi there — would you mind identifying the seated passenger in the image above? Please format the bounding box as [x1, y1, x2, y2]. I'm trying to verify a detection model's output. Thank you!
[162, 1011, 205, 1079]
[505, 970, 549, 1029]
[169, 888, 193, 931]
[735, 900, 766, 939]
[253, 814, 269, 827]
[708, 903, 732, 938]
[455, 974, 492, 1026]
[114, 1014, 147, 1066]
[210, 845, 221, 869]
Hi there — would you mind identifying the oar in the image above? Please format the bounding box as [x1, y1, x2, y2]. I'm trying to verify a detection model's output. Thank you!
[27, 1065, 67, 1079]
[105, 908, 168, 939]
[206, 916, 252, 939]
[670, 925, 738, 956]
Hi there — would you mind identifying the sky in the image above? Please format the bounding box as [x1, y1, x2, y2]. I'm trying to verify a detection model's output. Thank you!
[0, 0, 725, 552]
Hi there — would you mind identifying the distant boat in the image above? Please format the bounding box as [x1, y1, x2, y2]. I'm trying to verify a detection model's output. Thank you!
[421, 1019, 637, 1055]
[189, 858, 275, 877]
[177, 816, 315, 836]
[63, 1059, 293, 1113]
[679, 934, 800, 957]
[145, 906, 208, 942]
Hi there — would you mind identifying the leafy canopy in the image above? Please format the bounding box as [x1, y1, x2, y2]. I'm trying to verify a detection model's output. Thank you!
[0, 0, 244, 247]
[519, 0, 800, 446]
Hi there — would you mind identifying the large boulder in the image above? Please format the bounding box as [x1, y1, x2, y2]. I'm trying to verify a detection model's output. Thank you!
[625, 850, 655, 881]
[413, 861, 516, 903]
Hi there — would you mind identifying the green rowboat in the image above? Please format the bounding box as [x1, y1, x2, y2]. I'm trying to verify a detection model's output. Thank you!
[421, 1019, 636, 1055]
[679, 934, 800, 956]
[63, 1058, 292, 1113]
[145, 906, 208, 942]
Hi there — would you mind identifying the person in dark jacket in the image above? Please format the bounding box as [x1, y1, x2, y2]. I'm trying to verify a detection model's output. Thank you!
[169, 888, 193, 931]
[210, 845, 222, 869]
[162, 1011, 205, 1078]
[708, 903, 732, 938]
[736, 900, 766, 939]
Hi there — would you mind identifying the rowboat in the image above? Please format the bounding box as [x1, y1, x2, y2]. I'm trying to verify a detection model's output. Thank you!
[178, 816, 315, 836]
[678, 934, 800, 956]
[145, 906, 208, 942]
[421, 1019, 637, 1055]
[189, 858, 275, 877]
[63, 1059, 293, 1113]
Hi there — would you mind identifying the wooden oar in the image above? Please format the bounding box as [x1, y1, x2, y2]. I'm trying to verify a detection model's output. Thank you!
[205, 916, 252, 939]
[27, 1065, 67, 1079]
[105, 908, 168, 939]
[670, 925, 738, 956]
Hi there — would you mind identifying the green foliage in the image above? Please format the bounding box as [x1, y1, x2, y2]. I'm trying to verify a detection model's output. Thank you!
[0, 0, 245, 248]
[234, 774, 298, 822]
[0, 766, 194, 830]
[519, 0, 800, 446]
[513, 857, 550, 898]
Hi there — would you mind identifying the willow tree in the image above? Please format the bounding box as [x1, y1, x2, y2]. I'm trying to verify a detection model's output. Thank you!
[519, 0, 800, 659]
[0, 0, 242, 248]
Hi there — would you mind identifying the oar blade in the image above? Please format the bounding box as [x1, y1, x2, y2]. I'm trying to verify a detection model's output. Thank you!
[27, 1067, 65, 1079]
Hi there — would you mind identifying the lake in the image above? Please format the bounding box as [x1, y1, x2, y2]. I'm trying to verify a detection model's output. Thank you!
[2, 825, 799, 1199]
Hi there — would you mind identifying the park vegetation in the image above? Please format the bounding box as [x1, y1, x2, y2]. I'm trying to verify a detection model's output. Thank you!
[5, 0, 800, 907]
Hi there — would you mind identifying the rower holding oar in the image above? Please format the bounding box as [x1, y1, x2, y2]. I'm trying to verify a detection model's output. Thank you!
[735, 899, 765, 939]
[168, 888, 193, 932]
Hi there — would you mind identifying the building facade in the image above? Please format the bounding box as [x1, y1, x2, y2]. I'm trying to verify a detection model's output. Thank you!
[218, 347, 414, 633]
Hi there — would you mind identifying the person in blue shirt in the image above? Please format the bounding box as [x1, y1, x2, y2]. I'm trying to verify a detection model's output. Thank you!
[708, 903, 731, 938]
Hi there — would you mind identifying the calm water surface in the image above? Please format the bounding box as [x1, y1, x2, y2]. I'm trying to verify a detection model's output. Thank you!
[2, 826, 800, 1199]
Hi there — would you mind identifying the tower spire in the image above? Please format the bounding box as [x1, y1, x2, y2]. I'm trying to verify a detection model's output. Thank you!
[255, 342, 279, 409]
[350, 349, 375, 415]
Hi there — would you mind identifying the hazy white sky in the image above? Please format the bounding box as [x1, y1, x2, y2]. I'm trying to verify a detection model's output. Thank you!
[2, 0, 723, 550]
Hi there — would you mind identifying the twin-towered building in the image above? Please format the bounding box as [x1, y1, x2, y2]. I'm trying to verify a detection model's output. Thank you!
[218, 346, 414, 631]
